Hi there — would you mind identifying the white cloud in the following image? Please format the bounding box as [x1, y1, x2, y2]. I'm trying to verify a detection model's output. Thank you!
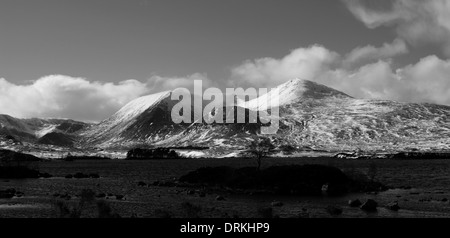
[344, 0, 450, 55]
[317, 55, 450, 105]
[0, 75, 149, 122]
[230, 45, 339, 88]
[231, 42, 450, 106]
[0, 74, 212, 121]
[342, 38, 408, 69]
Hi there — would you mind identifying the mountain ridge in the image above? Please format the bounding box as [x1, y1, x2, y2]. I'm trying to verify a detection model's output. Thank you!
[1, 78, 450, 156]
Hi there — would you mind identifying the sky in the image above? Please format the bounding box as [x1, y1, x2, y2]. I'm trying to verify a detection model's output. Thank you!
[1, 0, 450, 121]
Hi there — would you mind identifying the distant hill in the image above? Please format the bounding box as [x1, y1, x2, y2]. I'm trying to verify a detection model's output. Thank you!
[37, 132, 76, 147]
[0, 115, 90, 147]
[0, 149, 41, 163]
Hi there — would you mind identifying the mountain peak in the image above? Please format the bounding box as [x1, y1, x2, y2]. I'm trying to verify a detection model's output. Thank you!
[297, 79, 351, 99]
[239, 78, 351, 110]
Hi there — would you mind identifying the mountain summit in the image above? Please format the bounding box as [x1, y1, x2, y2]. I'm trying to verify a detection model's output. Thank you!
[238, 78, 351, 111]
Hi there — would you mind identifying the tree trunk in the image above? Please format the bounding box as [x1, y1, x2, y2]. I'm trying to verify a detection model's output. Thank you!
[257, 156, 262, 171]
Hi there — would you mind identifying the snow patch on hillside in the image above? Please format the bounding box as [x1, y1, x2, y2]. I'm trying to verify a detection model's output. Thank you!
[35, 124, 57, 138]
[110, 91, 171, 123]
[237, 78, 304, 111]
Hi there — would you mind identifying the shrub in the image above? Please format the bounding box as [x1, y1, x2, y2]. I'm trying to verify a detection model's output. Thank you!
[126, 148, 180, 160]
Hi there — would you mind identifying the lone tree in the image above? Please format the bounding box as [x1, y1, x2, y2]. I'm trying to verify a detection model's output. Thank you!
[247, 136, 276, 171]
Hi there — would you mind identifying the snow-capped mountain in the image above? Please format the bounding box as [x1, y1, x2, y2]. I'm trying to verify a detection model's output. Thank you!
[237, 78, 350, 111]
[2, 78, 450, 155]
[79, 90, 183, 147]
[76, 78, 450, 154]
[272, 80, 450, 152]
[78, 88, 258, 150]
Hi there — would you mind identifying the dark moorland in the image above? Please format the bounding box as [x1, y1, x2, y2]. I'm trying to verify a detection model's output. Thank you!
[1, 152, 450, 218]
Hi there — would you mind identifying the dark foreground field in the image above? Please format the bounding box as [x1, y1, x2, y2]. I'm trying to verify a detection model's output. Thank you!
[1, 157, 450, 218]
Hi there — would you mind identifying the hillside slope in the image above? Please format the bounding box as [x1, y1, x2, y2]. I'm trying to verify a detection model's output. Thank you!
[77, 78, 450, 154]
